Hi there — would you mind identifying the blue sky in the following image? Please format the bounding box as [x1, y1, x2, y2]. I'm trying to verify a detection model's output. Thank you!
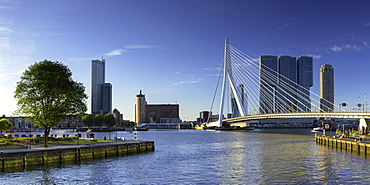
[1, 0, 370, 121]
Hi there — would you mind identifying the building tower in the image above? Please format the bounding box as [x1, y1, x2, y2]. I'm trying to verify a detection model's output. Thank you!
[277, 56, 297, 113]
[259, 55, 313, 114]
[91, 59, 105, 115]
[135, 90, 147, 123]
[259, 55, 278, 114]
[320, 64, 334, 112]
[297, 56, 313, 112]
[91, 59, 112, 115]
[102, 83, 112, 114]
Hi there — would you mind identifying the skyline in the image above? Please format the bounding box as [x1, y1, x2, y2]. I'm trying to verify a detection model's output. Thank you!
[1, 0, 370, 121]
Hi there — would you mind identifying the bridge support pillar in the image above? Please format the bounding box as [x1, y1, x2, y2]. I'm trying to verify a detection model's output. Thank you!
[359, 118, 370, 135]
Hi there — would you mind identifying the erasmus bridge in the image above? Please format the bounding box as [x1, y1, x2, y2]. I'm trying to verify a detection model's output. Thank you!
[206, 38, 370, 130]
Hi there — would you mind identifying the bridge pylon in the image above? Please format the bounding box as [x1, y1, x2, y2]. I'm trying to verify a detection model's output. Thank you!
[212, 38, 246, 127]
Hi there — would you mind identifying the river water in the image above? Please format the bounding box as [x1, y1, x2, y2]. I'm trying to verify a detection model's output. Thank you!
[1, 129, 370, 184]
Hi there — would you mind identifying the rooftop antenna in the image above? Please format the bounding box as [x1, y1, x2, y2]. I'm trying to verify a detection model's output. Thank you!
[102, 55, 104, 61]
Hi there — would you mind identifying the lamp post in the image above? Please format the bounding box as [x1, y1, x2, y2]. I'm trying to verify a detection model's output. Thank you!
[364, 93, 367, 112]
[29, 122, 32, 149]
[339, 103, 347, 112]
[77, 119, 79, 146]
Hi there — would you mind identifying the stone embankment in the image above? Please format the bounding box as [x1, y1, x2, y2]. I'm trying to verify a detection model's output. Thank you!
[0, 140, 154, 169]
[315, 135, 370, 155]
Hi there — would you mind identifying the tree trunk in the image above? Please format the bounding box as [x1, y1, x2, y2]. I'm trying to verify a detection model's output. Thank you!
[44, 126, 50, 147]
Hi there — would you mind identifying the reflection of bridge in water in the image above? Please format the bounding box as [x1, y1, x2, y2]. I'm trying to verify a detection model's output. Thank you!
[207, 38, 370, 131]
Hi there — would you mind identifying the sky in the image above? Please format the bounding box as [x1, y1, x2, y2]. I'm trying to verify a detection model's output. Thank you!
[1, 0, 370, 121]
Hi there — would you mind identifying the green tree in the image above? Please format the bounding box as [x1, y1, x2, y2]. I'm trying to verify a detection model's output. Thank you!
[104, 114, 116, 127]
[14, 60, 87, 147]
[0, 118, 12, 136]
[94, 114, 104, 127]
[82, 115, 94, 127]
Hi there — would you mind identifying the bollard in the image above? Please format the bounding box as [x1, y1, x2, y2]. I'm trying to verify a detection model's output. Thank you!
[134, 126, 137, 141]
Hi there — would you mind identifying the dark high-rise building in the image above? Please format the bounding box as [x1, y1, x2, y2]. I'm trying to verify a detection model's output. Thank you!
[259, 55, 313, 114]
[91, 59, 112, 115]
[259, 55, 278, 114]
[102, 83, 112, 114]
[297, 56, 313, 112]
[277, 56, 297, 113]
[320, 64, 334, 112]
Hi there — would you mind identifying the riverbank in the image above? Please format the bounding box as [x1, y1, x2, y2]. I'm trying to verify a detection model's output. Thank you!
[0, 140, 154, 169]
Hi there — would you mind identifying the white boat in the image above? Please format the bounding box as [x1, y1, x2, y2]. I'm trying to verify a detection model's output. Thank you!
[311, 127, 324, 132]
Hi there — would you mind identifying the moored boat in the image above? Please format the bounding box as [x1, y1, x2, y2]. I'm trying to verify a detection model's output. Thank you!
[311, 127, 324, 132]
[215, 126, 255, 131]
[194, 125, 204, 130]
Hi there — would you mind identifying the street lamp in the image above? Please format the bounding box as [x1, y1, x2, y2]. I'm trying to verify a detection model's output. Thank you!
[364, 93, 367, 112]
[339, 103, 347, 112]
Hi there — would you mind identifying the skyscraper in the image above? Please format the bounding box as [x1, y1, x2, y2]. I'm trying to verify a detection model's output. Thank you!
[297, 56, 313, 112]
[277, 56, 297, 113]
[102, 83, 112, 114]
[259, 55, 278, 114]
[259, 55, 313, 114]
[91, 59, 112, 115]
[320, 64, 334, 112]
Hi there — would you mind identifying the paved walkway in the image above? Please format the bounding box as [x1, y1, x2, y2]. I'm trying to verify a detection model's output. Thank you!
[0, 140, 146, 154]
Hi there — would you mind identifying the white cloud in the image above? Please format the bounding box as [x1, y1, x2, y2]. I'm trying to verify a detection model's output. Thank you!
[67, 57, 94, 63]
[173, 79, 201, 86]
[261, 23, 293, 36]
[363, 23, 370, 27]
[0, 71, 22, 77]
[101, 44, 158, 57]
[206, 73, 220, 77]
[124, 45, 158, 49]
[0, 27, 12, 32]
[331, 45, 342, 52]
[276, 23, 293, 31]
[331, 43, 367, 52]
[307, 55, 322, 59]
[0, 5, 15, 9]
[203, 66, 221, 71]
[344, 44, 361, 51]
[105, 49, 126, 56]
[72, 44, 159, 60]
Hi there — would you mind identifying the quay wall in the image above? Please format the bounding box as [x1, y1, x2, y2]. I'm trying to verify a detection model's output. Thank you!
[0, 141, 154, 169]
[315, 136, 370, 155]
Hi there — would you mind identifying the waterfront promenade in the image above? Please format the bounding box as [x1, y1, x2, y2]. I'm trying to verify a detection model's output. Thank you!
[0, 140, 155, 169]
[315, 135, 370, 155]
